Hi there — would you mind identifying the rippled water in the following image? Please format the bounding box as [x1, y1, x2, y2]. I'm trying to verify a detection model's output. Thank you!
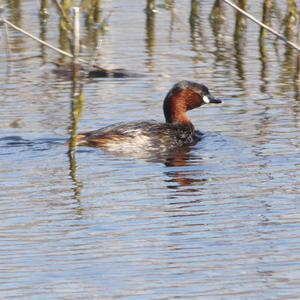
[1, 1, 300, 299]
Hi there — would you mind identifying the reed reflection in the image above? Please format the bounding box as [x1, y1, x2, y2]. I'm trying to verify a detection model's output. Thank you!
[280, 47, 298, 94]
[56, 0, 72, 63]
[283, 0, 298, 42]
[145, 0, 156, 71]
[68, 4, 84, 203]
[283, 1, 298, 68]
[82, 0, 102, 48]
[210, 1, 231, 69]
[258, 0, 274, 94]
[294, 32, 300, 101]
[39, 0, 49, 63]
[164, 0, 175, 41]
[284, 1, 299, 95]
[259, 0, 273, 41]
[189, 0, 204, 66]
[68, 64, 84, 202]
[40, 0, 48, 15]
[259, 38, 268, 94]
[294, 6, 300, 102]
[233, 0, 247, 88]
[7, 0, 21, 26]
[210, 0, 225, 22]
[7, 0, 24, 51]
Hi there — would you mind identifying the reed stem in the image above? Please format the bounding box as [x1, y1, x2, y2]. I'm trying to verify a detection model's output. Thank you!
[284, 0, 298, 41]
[146, 0, 156, 14]
[40, 0, 48, 16]
[259, 0, 273, 40]
[72, 7, 80, 61]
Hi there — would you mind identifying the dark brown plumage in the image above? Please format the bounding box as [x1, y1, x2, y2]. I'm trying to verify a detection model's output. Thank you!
[76, 80, 222, 152]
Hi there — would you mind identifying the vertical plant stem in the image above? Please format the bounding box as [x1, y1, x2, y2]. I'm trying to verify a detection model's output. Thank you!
[0, 0, 2, 11]
[190, 0, 199, 30]
[92, 0, 101, 23]
[283, 0, 298, 77]
[69, 6, 81, 154]
[40, 0, 48, 15]
[146, 0, 156, 14]
[68, 6, 84, 197]
[258, 1, 272, 92]
[260, 0, 273, 40]
[4, 22, 11, 60]
[85, 0, 101, 23]
[189, 0, 204, 64]
[284, 0, 298, 41]
[294, 21, 300, 101]
[145, 0, 156, 71]
[56, 0, 73, 61]
[210, 0, 225, 21]
[84, 0, 102, 48]
[233, 0, 247, 84]
[234, 0, 247, 41]
[68, 86, 84, 201]
[259, 0, 273, 88]
[54, 0, 73, 31]
[297, 20, 300, 76]
[295, 17, 300, 84]
[39, 0, 49, 62]
[72, 6, 80, 62]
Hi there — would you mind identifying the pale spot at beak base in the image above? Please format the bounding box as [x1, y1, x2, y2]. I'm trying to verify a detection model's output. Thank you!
[203, 95, 210, 104]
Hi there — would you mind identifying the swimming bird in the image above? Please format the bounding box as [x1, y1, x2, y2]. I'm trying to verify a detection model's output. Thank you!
[76, 80, 222, 152]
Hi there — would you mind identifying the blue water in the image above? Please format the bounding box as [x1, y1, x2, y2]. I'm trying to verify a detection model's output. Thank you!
[1, 1, 300, 299]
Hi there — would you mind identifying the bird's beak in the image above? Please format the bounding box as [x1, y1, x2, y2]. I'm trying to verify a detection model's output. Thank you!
[203, 95, 223, 104]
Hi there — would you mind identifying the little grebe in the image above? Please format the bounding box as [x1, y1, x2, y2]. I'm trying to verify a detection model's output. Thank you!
[76, 80, 222, 151]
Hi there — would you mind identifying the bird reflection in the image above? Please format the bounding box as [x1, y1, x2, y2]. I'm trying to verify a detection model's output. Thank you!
[163, 146, 207, 192]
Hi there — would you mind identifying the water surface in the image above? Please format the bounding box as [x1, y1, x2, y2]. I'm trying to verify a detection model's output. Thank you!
[1, 1, 300, 299]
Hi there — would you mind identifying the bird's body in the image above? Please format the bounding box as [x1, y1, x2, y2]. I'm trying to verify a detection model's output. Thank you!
[75, 80, 222, 152]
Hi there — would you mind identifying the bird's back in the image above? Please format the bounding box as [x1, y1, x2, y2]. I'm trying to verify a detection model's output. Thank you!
[76, 121, 201, 152]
